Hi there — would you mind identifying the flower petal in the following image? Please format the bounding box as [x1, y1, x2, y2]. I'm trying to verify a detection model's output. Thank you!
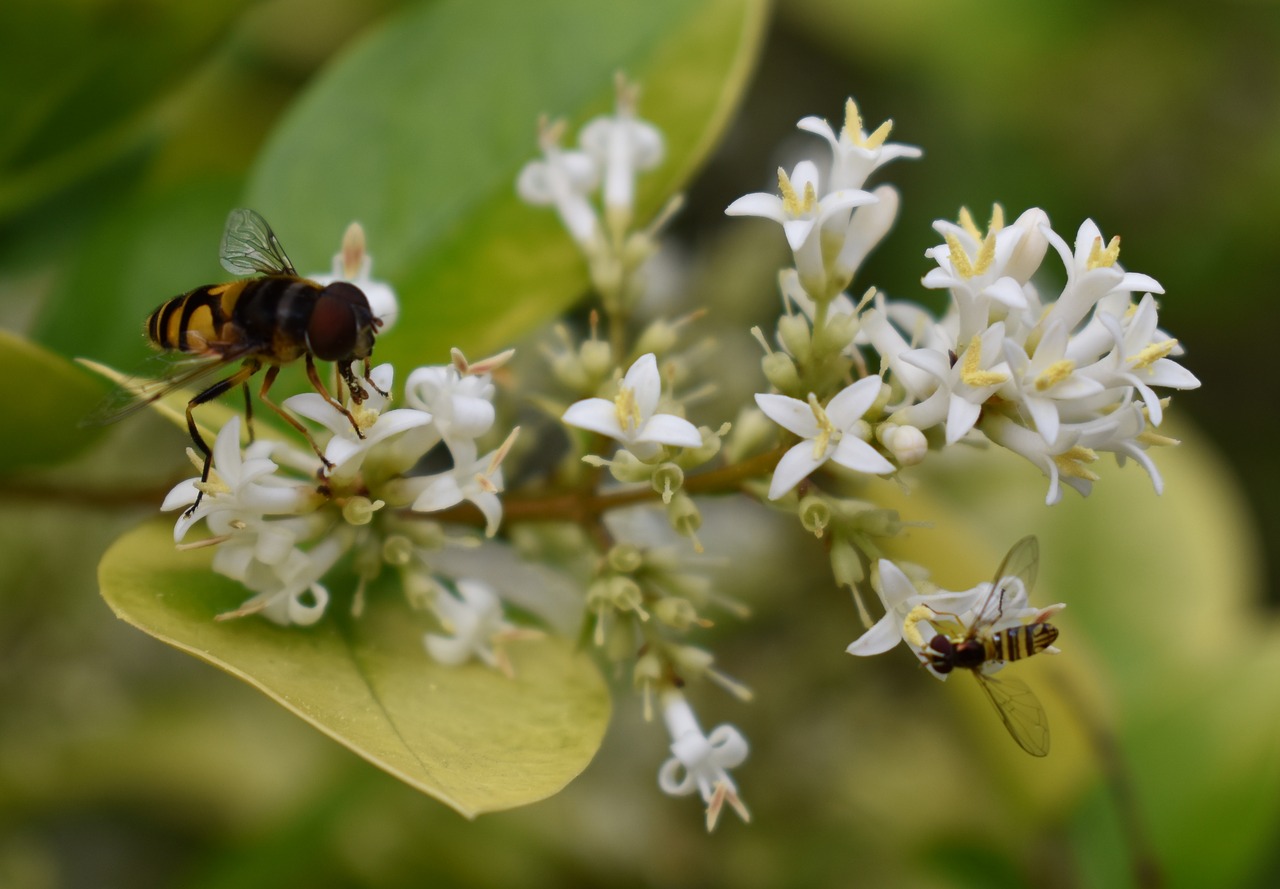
[768, 442, 826, 500]
[754, 393, 819, 438]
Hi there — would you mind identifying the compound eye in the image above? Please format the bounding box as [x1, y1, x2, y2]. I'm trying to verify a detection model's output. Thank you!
[927, 634, 952, 655]
[308, 290, 358, 361]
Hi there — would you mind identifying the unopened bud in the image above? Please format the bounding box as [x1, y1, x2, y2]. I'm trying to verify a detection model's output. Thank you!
[654, 596, 700, 631]
[762, 351, 800, 393]
[579, 339, 614, 380]
[878, 423, 928, 465]
[777, 314, 812, 363]
[830, 537, 864, 589]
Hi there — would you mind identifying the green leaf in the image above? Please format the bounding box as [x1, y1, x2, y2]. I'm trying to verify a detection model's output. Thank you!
[99, 521, 610, 817]
[0, 328, 110, 473]
[246, 0, 769, 367]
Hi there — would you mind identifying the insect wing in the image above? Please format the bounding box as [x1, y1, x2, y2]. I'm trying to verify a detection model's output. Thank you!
[82, 347, 256, 427]
[972, 670, 1050, 757]
[220, 208, 297, 277]
[973, 535, 1040, 628]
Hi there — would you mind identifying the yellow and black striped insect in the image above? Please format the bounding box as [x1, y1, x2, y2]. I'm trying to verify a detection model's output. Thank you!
[907, 536, 1059, 756]
[103, 208, 384, 510]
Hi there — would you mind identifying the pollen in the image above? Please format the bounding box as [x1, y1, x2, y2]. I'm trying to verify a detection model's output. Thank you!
[1054, 446, 1100, 481]
[840, 98, 893, 149]
[1128, 338, 1177, 369]
[961, 335, 1009, 387]
[1086, 234, 1122, 270]
[1034, 359, 1076, 391]
[945, 207, 998, 279]
[614, 386, 642, 432]
[778, 167, 816, 217]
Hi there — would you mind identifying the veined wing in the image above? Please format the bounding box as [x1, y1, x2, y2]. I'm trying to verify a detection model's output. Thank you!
[972, 535, 1040, 629]
[80, 347, 255, 428]
[971, 669, 1050, 757]
[220, 208, 297, 277]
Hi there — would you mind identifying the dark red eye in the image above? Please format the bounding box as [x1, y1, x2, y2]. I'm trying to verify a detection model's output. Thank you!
[309, 282, 377, 361]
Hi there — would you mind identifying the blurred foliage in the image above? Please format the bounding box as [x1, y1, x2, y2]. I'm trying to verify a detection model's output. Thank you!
[2, 0, 1279, 888]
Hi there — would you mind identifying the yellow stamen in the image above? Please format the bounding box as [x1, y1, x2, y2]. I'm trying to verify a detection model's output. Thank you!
[1128, 339, 1177, 370]
[1087, 235, 1122, 270]
[1053, 446, 1100, 481]
[807, 393, 836, 459]
[840, 98, 894, 149]
[1137, 429, 1180, 447]
[946, 205, 1001, 278]
[778, 167, 816, 217]
[615, 386, 642, 432]
[945, 232, 975, 278]
[958, 206, 981, 241]
[961, 335, 1009, 387]
[1035, 359, 1076, 391]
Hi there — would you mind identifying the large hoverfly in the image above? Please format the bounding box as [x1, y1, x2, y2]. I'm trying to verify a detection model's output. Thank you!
[906, 536, 1061, 757]
[101, 209, 384, 510]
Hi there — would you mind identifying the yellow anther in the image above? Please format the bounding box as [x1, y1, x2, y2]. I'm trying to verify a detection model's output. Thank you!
[840, 98, 894, 149]
[1138, 429, 1179, 448]
[1053, 446, 1100, 481]
[902, 603, 934, 650]
[961, 335, 1009, 387]
[614, 386, 642, 432]
[946, 206, 998, 279]
[777, 168, 816, 216]
[1128, 339, 1177, 370]
[807, 393, 835, 459]
[340, 222, 366, 279]
[1087, 235, 1122, 270]
[1035, 359, 1076, 391]
[352, 402, 380, 431]
[958, 207, 981, 241]
[945, 232, 975, 278]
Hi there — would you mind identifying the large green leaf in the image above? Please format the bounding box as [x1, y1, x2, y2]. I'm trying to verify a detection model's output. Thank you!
[0, 328, 110, 473]
[246, 0, 769, 368]
[99, 521, 610, 817]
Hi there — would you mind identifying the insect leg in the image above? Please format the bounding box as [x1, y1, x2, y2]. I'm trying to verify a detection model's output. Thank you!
[242, 381, 255, 444]
[305, 354, 366, 440]
[258, 364, 335, 471]
[363, 358, 389, 398]
[184, 359, 262, 517]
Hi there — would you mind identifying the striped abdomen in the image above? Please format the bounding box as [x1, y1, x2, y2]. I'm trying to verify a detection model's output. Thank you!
[983, 622, 1059, 663]
[145, 276, 320, 359]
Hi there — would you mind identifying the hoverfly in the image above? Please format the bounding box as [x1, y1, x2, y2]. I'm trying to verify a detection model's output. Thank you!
[906, 536, 1061, 757]
[101, 208, 384, 510]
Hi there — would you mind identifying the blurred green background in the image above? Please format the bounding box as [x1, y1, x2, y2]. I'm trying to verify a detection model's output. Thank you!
[2, 1, 1279, 887]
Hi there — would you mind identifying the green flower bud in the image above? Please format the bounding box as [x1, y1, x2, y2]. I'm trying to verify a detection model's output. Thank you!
[651, 462, 684, 503]
[777, 314, 812, 363]
[654, 596, 700, 631]
[607, 543, 644, 574]
[382, 534, 415, 566]
[579, 339, 614, 380]
[830, 536, 864, 589]
[762, 351, 800, 393]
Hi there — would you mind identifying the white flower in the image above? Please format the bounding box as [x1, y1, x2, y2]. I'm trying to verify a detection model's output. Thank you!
[424, 579, 517, 671]
[726, 161, 877, 298]
[847, 559, 985, 659]
[897, 322, 1012, 445]
[562, 353, 702, 460]
[311, 221, 399, 332]
[1040, 219, 1163, 336]
[578, 74, 664, 234]
[216, 529, 351, 627]
[403, 357, 499, 467]
[161, 416, 317, 542]
[656, 692, 750, 831]
[755, 375, 895, 500]
[284, 364, 432, 486]
[517, 118, 601, 250]
[1000, 320, 1105, 447]
[922, 207, 1048, 344]
[797, 98, 923, 192]
[407, 428, 519, 537]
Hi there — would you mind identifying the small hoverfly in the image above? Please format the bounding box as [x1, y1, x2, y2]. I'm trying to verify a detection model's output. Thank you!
[102, 208, 384, 509]
[907, 536, 1060, 757]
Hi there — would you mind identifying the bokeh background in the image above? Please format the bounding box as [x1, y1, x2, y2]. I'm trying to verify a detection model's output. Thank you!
[2, 1, 1278, 887]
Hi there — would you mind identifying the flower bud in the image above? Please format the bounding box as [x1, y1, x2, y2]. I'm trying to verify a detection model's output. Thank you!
[633, 318, 680, 356]
[609, 575, 647, 616]
[342, 495, 383, 526]
[777, 314, 812, 363]
[651, 462, 684, 503]
[851, 507, 903, 537]
[878, 423, 928, 466]
[798, 494, 831, 538]
[579, 339, 614, 380]
[609, 449, 655, 483]
[815, 311, 858, 358]
[607, 542, 644, 574]
[830, 536, 864, 589]
[654, 596, 700, 631]
[762, 351, 800, 393]
[674, 427, 722, 469]
[666, 491, 701, 539]
[382, 534, 415, 566]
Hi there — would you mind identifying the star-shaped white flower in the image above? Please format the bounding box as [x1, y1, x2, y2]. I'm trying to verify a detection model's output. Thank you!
[311, 221, 399, 332]
[796, 98, 922, 191]
[898, 322, 1012, 445]
[847, 559, 986, 659]
[725, 161, 877, 296]
[404, 351, 502, 467]
[657, 692, 750, 831]
[424, 579, 520, 672]
[578, 74, 664, 231]
[516, 118, 601, 250]
[1040, 218, 1164, 335]
[284, 364, 432, 486]
[161, 416, 317, 542]
[755, 375, 894, 500]
[1001, 320, 1105, 447]
[562, 353, 702, 460]
[408, 428, 519, 537]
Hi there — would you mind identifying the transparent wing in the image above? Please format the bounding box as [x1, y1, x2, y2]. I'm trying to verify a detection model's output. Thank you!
[220, 208, 297, 277]
[972, 670, 1050, 757]
[973, 535, 1040, 627]
[81, 347, 255, 427]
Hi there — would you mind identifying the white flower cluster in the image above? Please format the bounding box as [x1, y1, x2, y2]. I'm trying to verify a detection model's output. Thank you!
[160, 236, 525, 669]
[732, 99, 1200, 505]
